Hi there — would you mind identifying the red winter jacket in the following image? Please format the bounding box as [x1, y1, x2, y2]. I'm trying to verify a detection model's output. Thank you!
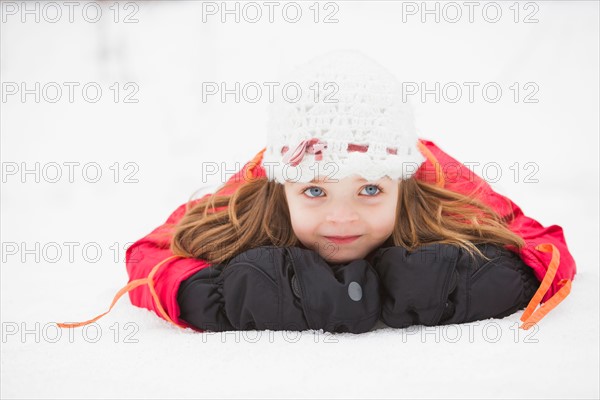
[57, 139, 576, 331]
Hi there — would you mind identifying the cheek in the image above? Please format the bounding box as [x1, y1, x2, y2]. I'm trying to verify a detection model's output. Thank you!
[289, 209, 319, 239]
[367, 199, 397, 237]
[379, 216, 396, 237]
[286, 197, 319, 239]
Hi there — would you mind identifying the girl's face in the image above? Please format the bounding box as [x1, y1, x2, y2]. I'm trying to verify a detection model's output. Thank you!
[283, 175, 399, 264]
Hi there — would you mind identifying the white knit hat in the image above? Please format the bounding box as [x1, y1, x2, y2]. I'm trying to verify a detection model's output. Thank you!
[263, 49, 426, 184]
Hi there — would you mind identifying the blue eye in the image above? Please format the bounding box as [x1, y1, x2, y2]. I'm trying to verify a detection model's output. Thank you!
[303, 187, 324, 198]
[361, 184, 382, 196]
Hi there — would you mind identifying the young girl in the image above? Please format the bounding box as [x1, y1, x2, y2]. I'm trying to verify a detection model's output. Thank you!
[57, 50, 576, 334]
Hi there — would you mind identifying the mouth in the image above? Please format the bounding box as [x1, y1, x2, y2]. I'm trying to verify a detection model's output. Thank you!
[324, 235, 362, 244]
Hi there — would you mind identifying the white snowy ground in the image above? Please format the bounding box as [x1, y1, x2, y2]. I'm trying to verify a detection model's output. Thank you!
[1, 1, 598, 399]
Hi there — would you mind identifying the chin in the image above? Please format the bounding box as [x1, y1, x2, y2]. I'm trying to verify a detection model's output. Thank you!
[321, 249, 365, 265]
[299, 239, 367, 264]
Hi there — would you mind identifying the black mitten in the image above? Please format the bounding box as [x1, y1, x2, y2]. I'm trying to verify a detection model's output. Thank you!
[371, 243, 460, 328]
[372, 243, 539, 328]
[177, 246, 381, 333]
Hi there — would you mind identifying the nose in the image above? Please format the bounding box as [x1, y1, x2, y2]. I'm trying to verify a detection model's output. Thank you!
[325, 202, 359, 224]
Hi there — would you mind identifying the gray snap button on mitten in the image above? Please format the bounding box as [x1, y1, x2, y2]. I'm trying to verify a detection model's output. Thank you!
[348, 282, 363, 301]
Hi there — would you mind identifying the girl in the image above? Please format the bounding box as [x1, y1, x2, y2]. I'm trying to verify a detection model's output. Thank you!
[57, 50, 576, 334]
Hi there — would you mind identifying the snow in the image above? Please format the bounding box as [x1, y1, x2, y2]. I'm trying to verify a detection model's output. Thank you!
[1, 1, 598, 398]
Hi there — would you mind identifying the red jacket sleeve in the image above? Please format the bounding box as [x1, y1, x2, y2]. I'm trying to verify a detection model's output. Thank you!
[414, 139, 576, 303]
[125, 149, 267, 329]
[125, 200, 210, 330]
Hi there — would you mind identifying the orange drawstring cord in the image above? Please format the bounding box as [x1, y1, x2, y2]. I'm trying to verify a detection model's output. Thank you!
[414, 142, 571, 328]
[416, 140, 445, 188]
[243, 147, 266, 182]
[56, 148, 268, 331]
[520, 243, 572, 329]
[55, 255, 186, 329]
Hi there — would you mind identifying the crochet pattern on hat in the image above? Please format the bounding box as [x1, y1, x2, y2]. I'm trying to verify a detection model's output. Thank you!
[264, 49, 426, 184]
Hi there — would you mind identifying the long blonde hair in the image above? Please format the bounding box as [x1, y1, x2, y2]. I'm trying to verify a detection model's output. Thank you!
[169, 176, 524, 265]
